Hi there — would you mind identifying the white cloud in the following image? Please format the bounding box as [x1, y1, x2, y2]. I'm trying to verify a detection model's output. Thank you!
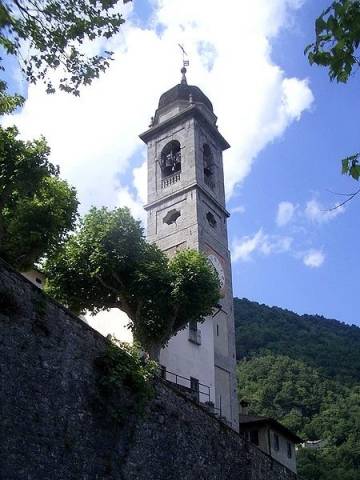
[117, 184, 147, 224]
[133, 160, 147, 205]
[232, 229, 266, 262]
[231, 228, 292, 262]
[230, 205, 246, 215]
[86, 308, 133, 343]
[281, 78, 314, 120]
[4, 0, 313, 213]
[303, 249, 325, 268]
[116, 159, 147, 224]
[260, 235, 293, 255]
[305, 199, 345, 224]
[276, 201, 296, 226]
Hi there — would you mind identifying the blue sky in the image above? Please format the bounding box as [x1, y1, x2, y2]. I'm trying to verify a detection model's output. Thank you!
[3, 0, 359, 332]
[228, 0, 360, 326]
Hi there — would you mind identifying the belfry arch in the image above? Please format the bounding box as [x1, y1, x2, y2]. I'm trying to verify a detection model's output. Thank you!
[203, 143, 215, 188]
[160, 140, 181, 178]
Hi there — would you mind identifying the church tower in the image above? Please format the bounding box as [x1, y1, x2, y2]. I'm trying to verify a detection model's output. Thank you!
[140, 67, 239, 430]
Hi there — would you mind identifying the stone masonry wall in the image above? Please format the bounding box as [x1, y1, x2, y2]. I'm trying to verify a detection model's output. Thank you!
[0, 259, 297, 480]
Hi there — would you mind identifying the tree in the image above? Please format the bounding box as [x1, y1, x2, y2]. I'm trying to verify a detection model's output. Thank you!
[44, 206, 220, 358]
[236, 353, 360, 480]
[0, 0, 131, 97]
[0, 125, 78, 270]
[234, 298, 360, 385]
[306, 0, 360, 83]
[306, 1, 360, 183]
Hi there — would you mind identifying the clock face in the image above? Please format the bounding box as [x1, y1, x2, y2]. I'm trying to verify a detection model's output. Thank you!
[207, 254, 225, 289]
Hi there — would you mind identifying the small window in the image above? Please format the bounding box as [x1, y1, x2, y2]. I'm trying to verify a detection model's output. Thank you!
[216, 324, 219, 336]
[163, 209, 181, 225]
[35, 277, 42, 284]
[273, 433, 280, 451]
[206, 212, 217, 228]
[189, 321, 201, 345]
[161, 140, 181, 178]
[250, 430, 259, 446]
[189, 320, 198, 332]
[287, 442, 292, 458]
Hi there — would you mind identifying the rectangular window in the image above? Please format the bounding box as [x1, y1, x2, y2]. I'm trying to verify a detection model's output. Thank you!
[190, 377, 199, 402]
[250, 430, 259, 446]
[287, 442, 292, 458]
[273, 433, 280, 451]
[188, 321, 201, 345]
[216, 324, 219, 336]
[189, 320, 197, 332]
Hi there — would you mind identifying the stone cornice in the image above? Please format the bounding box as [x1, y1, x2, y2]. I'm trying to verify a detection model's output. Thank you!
[144, 182, 230, 218]
[139, 105, 230, 151]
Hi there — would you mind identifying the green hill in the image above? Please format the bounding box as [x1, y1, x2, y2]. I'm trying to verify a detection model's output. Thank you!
[234, 298, 360, 384]
[234, 298, 360, 480]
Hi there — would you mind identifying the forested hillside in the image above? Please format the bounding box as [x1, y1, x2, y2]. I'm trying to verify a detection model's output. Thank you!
[234, 298, 360, 480]
[234, 298, 360, 384]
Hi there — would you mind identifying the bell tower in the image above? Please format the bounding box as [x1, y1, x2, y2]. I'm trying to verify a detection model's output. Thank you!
[140, 67, 239, 430]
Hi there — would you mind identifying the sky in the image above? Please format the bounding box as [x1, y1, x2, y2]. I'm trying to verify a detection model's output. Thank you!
[3, 0, 360, 336]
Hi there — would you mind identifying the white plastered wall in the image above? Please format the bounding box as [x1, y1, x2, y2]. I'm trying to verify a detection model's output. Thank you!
[160, 317, 215, 404]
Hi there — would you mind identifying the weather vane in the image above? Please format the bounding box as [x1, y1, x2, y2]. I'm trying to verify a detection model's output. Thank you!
[178, 44, 189, 84]
[178, 44, 189, 67]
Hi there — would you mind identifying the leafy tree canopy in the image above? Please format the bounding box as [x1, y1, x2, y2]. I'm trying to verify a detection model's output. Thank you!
[0, 125, 78, 270]
[45, 206, 220, 357]
[235, 298, 360, 480]
[306, 0, 360, 83]
[237, 354, 360, 480]
[237, 353, 344, 435]
[234, 298, 360, 385]
[0, 0, 131, 97]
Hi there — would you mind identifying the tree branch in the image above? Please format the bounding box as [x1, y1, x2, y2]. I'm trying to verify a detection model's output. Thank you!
[327, 188, 360, 211]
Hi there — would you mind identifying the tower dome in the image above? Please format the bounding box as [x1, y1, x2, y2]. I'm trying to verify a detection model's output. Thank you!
[158, 83, 213, 112]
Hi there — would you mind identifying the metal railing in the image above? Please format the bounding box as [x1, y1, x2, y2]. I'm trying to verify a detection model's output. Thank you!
[159, 367, 210, 402]
[157, 367, 223, 419]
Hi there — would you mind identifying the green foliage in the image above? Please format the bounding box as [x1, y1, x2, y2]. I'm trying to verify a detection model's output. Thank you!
[306, 1, 360, 83]
[45, 207, 220, 355]
[95, 336, 157, 422]
[237, 354, 344, 436]
[234, 298, 360, 384]
[0, 80, 24, 115]
[168, 249, 222, 330]
[235, 298, 360, 480]
[0, 0, 129, 96]
[342, 153, 360, 180]
[0, 125, 79, 270]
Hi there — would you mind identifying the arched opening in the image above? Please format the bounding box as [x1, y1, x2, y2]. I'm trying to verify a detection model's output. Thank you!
[161, 140, 181, 178]
[203, 144, 215, 189]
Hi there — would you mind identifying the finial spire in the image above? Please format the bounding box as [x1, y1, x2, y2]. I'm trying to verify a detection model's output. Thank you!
[178, 44, 189, 85]
[181, 66, 188, 85]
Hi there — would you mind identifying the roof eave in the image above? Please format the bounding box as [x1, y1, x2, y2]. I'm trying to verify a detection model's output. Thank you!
[139, 105, 230, 151]
[239, 417, 303, 444]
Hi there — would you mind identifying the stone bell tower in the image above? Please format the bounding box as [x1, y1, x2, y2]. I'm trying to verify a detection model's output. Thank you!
[140, 67, 239, 430]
